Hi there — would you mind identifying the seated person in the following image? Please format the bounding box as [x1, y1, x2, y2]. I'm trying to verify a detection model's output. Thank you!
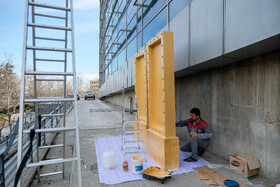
[176, 108, 213, 162]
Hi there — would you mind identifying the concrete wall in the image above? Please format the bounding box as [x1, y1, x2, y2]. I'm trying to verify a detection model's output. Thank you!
[103, 89, 135, 110]
[175, 50, 280, 181]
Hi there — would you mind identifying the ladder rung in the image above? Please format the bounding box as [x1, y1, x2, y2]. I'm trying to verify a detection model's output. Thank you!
[36, 58, 66, 62]
[39, 144, 63, 149]
[124, 140, 143, 144]
[36, 78, 65, 81]
[26, 157, 77, 167]
[40, 171, 63, 177]
[23, 127, 76, 134]
[26, 46, 72, 52]
[28, 2, 71, 11]
[124, 109, 137, 113]
[41, 113, 64, 117]
[124, 120, 140, 124]
[24, 98, 74, 103]
[124, 130, 141, 134]
[28, 23, 71, 31]
[34, 13, 66, 20]
[35, 37, 65, 42]
[25, 71, 73, 76]
[124, 151, 145, 155]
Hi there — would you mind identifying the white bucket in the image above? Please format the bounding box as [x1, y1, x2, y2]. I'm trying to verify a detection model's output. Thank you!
[131, 156, 143, 174]
[102, 151, 116, 169]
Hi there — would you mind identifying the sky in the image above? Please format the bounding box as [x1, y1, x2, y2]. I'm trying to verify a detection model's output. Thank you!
[0, 0, 99, 81]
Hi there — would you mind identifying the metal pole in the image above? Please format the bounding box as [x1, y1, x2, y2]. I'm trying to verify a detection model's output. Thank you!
[17, 0, 29, 186]
[30, 0, 41, 181]
[69, 0, 82, 186]
[62, 0, 69, 179]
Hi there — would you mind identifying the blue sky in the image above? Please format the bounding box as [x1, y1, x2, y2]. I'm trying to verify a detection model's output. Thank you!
[0, 0, 99, 80]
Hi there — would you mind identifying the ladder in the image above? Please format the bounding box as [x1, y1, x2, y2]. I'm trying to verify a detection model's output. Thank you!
[121, 87, 146, 161]
[17, 0, 82, 186]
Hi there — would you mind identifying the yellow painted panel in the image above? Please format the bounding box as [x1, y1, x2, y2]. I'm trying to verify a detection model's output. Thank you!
[135, 51, 148, 123]
[147, 31, 176, 137]
[134, 50, 149, 146]
[146, 31, 179, 170]
[146, 129, 179, 170]
[148, 40, 164, 130]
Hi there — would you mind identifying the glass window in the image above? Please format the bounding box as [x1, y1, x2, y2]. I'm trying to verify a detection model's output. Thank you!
[127, 1, 136, 23]
[170, 0, 192, 21]
[118, 29, 126, 44]
[137, 7, 142, 30]
[119, 0, 126, 13]
[109, 63, 112, 75]
[127, 37, 136, 61]
[127, 15, 136, 40]
[118, 48, 126, 68]
[143, 7, 167, 45]
[143, 0, 167, 26]
[112, 57, 118, 72]
[137, 32, 142, 51]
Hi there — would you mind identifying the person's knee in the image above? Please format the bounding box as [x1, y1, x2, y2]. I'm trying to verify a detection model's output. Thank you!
[191, 137, 199, 142]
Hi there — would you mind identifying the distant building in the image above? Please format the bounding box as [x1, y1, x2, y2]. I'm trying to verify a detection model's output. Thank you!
[89, 79, 99, 98]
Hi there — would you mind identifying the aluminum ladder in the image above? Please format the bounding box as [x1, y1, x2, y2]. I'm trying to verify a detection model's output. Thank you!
[17, 0, 82, 186]
[121, 87, 146, 161]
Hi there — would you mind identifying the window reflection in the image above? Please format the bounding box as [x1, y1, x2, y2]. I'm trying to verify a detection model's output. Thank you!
[118, 49, 126, 68]
[143, 0, 166, 26]
[127, 38, 136, 60]
[101, 0, 191, 79]
[143, 7, 167, 45]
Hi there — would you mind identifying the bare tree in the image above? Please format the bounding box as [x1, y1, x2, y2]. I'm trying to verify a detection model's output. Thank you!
[0, 55, 20, 123]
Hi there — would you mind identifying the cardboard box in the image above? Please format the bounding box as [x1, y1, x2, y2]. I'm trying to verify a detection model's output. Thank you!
[230, 153, 260, 178]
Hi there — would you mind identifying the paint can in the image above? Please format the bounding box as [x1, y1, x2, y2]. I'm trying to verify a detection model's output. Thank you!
[131, 156, 143, 174]
[102, 151, 116, 169]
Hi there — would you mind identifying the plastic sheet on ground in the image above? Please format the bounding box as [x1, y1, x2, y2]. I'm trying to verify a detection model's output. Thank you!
[95, 135, 210, 185]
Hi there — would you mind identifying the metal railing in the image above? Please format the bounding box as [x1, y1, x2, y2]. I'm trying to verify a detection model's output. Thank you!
[0, 102, 73, 186]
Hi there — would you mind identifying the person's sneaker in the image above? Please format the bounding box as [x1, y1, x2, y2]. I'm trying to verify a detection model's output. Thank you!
[198, 150, 205, 157]
[183, 157, 197, 162]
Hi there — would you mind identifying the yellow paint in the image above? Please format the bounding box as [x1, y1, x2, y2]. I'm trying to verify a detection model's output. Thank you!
[141, 166, 172, 179]
[132, 156, 142, 161]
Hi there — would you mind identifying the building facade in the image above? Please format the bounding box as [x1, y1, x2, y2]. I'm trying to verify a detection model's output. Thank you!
[89, 79, 100, 98]
[99, 0, 280, 181]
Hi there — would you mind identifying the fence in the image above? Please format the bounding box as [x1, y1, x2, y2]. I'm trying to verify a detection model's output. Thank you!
[0, 102, 73, 186]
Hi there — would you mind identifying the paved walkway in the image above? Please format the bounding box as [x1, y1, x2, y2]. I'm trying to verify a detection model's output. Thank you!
[30, 100, 273, 187]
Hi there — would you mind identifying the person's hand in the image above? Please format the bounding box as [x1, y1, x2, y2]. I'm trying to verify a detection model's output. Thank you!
[191, 132, 198, 137]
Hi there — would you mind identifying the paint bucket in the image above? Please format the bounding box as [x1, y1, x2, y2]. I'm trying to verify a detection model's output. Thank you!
[131, 156, 143, 174]
[102, 151, 116, 169]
